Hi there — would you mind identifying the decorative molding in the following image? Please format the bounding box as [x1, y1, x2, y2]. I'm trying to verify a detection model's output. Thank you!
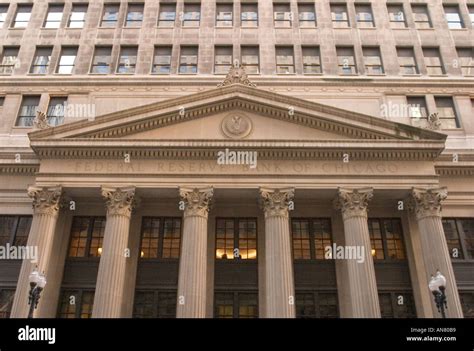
[426, 113, 442, 131]
[0, 165, 39, 174]
[259, 187, 295, 219]
[410, 187, 448, 220]
[27, 185, 62, 216]
[436, 167, 474, 176]
[33, 110, 50, 130]
[179, 187, 214, 218]
[217, 64, 256, 88]
[334, 187, 373, 220]
[101, 186, 136, 218]
[221, 113, 253, 139]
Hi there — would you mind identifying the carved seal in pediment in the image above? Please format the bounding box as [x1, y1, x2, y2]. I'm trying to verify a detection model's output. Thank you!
[221, 113, 253, 139]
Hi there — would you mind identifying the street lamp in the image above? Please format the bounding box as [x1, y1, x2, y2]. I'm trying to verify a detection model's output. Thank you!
[28, 267, 46, 318]
[429, 270, 447, 318]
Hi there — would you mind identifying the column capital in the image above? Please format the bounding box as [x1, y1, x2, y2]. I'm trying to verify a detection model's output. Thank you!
[259, 187, 294, 219]
[27, 185, 63, 216]
[334, 187, 373, 220]
[101, 186, 136, 218]
[410, 187, 447, 220]
[179, 187, 214, 218]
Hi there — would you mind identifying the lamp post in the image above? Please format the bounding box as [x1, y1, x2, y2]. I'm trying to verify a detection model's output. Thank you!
[28, 267, 46, 318]
[428, 270, 447, 318]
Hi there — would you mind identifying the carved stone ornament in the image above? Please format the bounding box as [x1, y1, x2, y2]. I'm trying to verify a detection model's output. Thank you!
[221, 113, 253, 139]
[410, 187, 447, 220]
[259, 187, 295, 219]
[28, 186, 63, 216]
[179, 187, 214, 218]
[33, 110, 50, 130]
[427, 112, 442, 131]
[334, 188, 373, 220]
[217, 63, 256, 88]
[101, 186, 136, 218]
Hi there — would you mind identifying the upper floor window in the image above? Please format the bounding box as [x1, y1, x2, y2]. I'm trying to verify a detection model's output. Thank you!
[444, 5, 464, 29]
[158, 3, 176, 27]
[126, 3, 143, 27]
[423, 47, 445, 75]
[355, 4, 374, 28]
[13, 4, 32, 28]
[387, 4, 406, 28]
[368, 218, 406, 260]
[331, 4, 349, 28]
[363, 46, 384, 75]
[379, 292, 416, 318]
[216, 218, 257, 260]
[302, 46, 322, 74]
[0, 96, 4, 107]
[58, 290, 94, 318]
[216, 3, 233, 27]
[456, 47, 474, 76]
[397, 47, 418, 75]
[337, 46, 357, 75]
[90, 46, 112, 74]
[296, 292, 338, 318]
[30, 47, 52, 74]
[298, 3, 316, 27]
[68, 216, 106, 258]
[275, 46, 295, 74]
[214, 46, 233, 74]
[16, 95, 40, 127]
[435, 97, 459, 129]
[291, 219, 332, 260]
[139, 217, 181, 259]
[57, 47, 78, 74]
[0, 47, 19, 75]
[0, 289, 15, 318]
[101, 3, 120, 28]
[183, 4, 200, 27]
[241, 46, 259, 74]
[133, 290, 177, 318]
[407, 96, 428, 120]
[117, 46, 138, 74]
[460, 293, 474, 318]
[274, 3, 291, 28]
[412, 4, 432, 29]
[241, 3, 258, 27]
[469, 6, 474, 26]
[68, 4, 88, 28]
[179, 46, 198, 74]
[44, 4, 64, 28]
[0, 215, 32, 247]
[0, 5, 9, 27]
[47, 97, 67, 126]
[214, 292, 258, 318]
[152, 46, 172, 74]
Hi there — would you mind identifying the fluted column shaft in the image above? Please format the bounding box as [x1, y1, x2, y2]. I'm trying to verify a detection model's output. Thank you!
[92, 186, 135, 318]
[176, 187, 213, 318]
[260, 187, 295, 318]
[334, 188, 381, 318]
[11, 186, 63, 318]
[411, 187, 463, 318]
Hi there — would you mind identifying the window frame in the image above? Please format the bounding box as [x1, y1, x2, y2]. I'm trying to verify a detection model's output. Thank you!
[57, 289, 95, 318]
[331, 3, 350, 28]
[302, 46, 322, 74]
[216, 3, 233, 27]
[241, 3, 258, 27]
[100, 3, 120, 28]
[291, 218, 333, 261]
[298, 3, 316, 28]
[362, 46, 384, 75]
[215, 217, 258, 260]
[397, 47, 419, 75]
[422, 47, 445, 75]
[273, 3, 292, 28]
[133, 289, 177, 318]
[68, 4, 88, 28]
[152, 46, 172, 74]
[214, 291, 258, 318]
[139, 217, 182, 260]
[158, 3, 176, 27]
[456, 47, 474, 76]
[0, 5, 9, 27]
[116, 46, 138, 74]
[434, 96, 460, 129]
[67, 216, 106, 259]
[182, 4, 201, 28]
[241, 45, 260, 74]
[443, 218, 474, 260]
[214, 45, 233, 74]
[43, 4, 64, 29]
[387, 4, 407, 29]
[0, 46, 19, 75]
[295, 291, 339, 318]
[46, 96, 68, 126]
[15, 95, 41, 127]
[90, 46, 113, 74]
[56, 46, 78, 74]
[368, 218, 407, 261]
[411, 4, 432, 29]
[125, 3, 144, 27]
[379, 291, 417, 318]
[30, 47, 53, 74]
[336, 46, 358, 75]
[355, 4, 375, 28]
[275, 46, 295, 74]
[0, 215, 32, 248]
[12, 4, 33, 28]
[0, 289, 16, 318]
[443, 5, 464, 29]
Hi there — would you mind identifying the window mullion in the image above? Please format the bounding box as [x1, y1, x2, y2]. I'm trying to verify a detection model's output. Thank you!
[380, 219, 390, 261]
[455, 219, 469, 260]
[85, 217, 94, 257]
[159, 217, 165, 259]
[9, 215, 19, 245]
[309, 219, 316, 260]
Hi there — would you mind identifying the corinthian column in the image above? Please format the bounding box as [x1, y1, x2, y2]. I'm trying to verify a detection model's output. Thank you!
[176, 187, 213, 318]
[92, 186, 136, 318]
[334, 187, 380, 318]
[260, 187, 295, 318]
[410, 187, 463, 318]
[11, 186, 63, 318]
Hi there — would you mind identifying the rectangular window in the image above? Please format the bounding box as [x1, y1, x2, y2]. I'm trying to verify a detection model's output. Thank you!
[57, 47, 78, 74]
[44, 4, 64, 28]
[336, 46, 357, 75]
[125, 3, 143, 27]
[133, 291, 177, 318]
[0, 47, 19, 75]
[214, 292, 258, 318]
[0, 96, 4, 107]
[397, 47, 418, 75]
[47, 97, 67, 126]
[296, 292, 339, 318]
[423, 47, 445, 75]
[68, 4, 87, 28]
[331, 4, 349, 28]
[456, 48, 474, 76]
[291, 219, 332, 260]
[158, 3, 176, 27]
[0, 290, 15, 318]
[442, 219, 464, 259]
[355, 4, 374, 28]
[363, 47, 384, 75]
[387, 4, 406, 28]
[179, 46, 198, 74]
[241, 3, 258, 27]
[275, 46, 295, 74]
[152, 46, 172, 74]
[58, 290, 94, 318]
[368, 218, 406, 260]
[407, 96, 428, 120]
[0, 215, 32, 247]
[216, 3, 233, 27]
[435, 97, 459, 129]
[444, 5, 464, 29]
[101, 3, 120, 28]
[30, 47, 52, 74]
[379, 292, 416, 318]
[214, 46, 233, 74]
[140, 217, 181, 259]
[274, 3, 291, 28]
[302, 46, 321, 74]
[460, 292, 474, 318]
[412, 4, 432, 29]
[241, 46, 259, 74]
[90, 46, 112, 74]
[13, 5, 32, 28]
[443, 218, 474, 260]
[469, 6, 474, 26]
[117, 46, 137, 74]
[16, 95, 40, 127]
[216, 218, 257, 260]
[298, 3, 316, 27]
[68, 217, 106, 258]
[0, 5, 8, 27]
[183, 4, 200, 27]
